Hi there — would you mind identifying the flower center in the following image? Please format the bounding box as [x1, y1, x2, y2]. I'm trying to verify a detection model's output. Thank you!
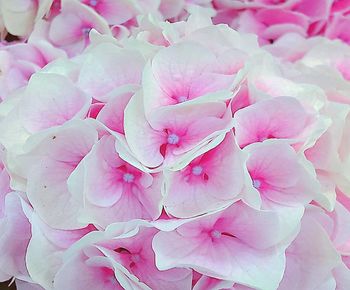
[167, 133, 180, 145]
[252, 179, 261, 189]
[90, 0, 98, 6]
[177, 96, 188, 103]
[123, 173, 135, 183]
[81, 27, 91, 37]
[131, 254, 140, 263]
[210, 230, 222, 239]
[191, 165, 203, 176]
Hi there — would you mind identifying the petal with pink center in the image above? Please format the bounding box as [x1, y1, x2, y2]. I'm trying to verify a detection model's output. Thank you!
[48, 0, 110, 55]
[48, 9, 85, 46]
[57, 223, 192, 290]
[143, 42, 225, 114]
[83, 136, 125, 207]
[153, 202, 303, 289]
[124, 92, 167, 168]
[245, 140, 318, 206]
[105, 227, 192, 290]
[69, 135, 163, 228]
[54, 251, 125, 290]
[163, 132, 244, 217]
[234, 96, 310, 148]
[147, 101, 233, 167]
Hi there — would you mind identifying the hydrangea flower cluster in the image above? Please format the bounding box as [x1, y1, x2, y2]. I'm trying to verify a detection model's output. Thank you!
[1, 1, 350, 290]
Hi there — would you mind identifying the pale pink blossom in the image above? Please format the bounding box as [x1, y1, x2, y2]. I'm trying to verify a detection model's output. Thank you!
[153, 201, 303, 289]
[47, 0, 111, 56]
[163, 131, 244, 218]
[54, 222, 192, 289]
[125, 91, 233, 169]
[68, 134, 163, 228]
[243, 140, 319, 207]
[234, 96, 314, 148]
[0, 5, 349, 289]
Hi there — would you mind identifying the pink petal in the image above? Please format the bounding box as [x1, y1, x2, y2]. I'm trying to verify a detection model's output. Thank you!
[20, 120, 98, 229]
[234, 96, 310, 148]
[19, 73, 91, 133]
[77, 43, 144, 101]
[163, 132, 244, 217]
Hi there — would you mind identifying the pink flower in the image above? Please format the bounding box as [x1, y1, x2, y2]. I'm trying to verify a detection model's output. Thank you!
[48, 0, 111, 56]
[125, 91, 233, 168]
[243, 140, 319, 207]
[142, 42, 235, 116]
[54, 222, 192, 289]
[1, 5, 350, 288]
[163, 131, 244, 218]
[68, 135, 163, 228]
[234, 96, 313, 148]
[213, 0, 334, 44]
[153, 201, 303, 289]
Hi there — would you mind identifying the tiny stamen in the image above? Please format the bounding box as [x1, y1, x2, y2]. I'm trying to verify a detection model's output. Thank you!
[123, 173, 135, 183]
[131, 254, 140, 263]
[252, 179, 261, 189]
[167, 133, 179, 145]
[82, 27, 91, 37]
[191, 165, 203, 176]
[177, 96, 188, 103]
[210, 230, 222, 239]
